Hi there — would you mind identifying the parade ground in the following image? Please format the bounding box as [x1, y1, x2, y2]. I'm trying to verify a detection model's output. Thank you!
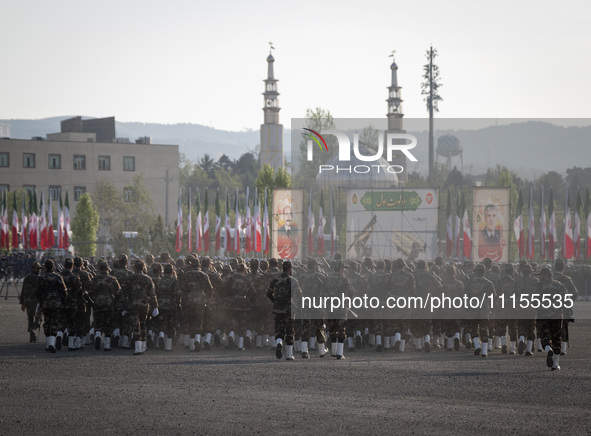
[1, 294, 591, 435]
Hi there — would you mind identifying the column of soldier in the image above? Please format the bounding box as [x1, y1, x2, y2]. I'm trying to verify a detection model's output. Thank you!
[20, 251, 577, 370]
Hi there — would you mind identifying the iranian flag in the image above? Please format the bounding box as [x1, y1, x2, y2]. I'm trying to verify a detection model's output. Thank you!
[513, 189, 524, 257]
[11, 192, 19, 248]
[574, 188, 582, 260]
[263, 189, 270, 255]
[57, 193, 64, 248]
[254, 191, 262, 253]
[64, 191, 70, 249]
[175, 188, 182, 252]
[215, 189, 221, 252]
[234, 189, 241, 254]
[455, 191, 461, 258]
[0, 192, 6, 249]
[47, 193, 55, 247]
[203, 189, 210, 254]
[307, 190, 315, 255]
[540, 187, 547, 259]
[526, 187, 535, 259]
[224, 189, 231, 253]
[29, 190, 38, 250]
[317, 190, 326, 256]
[330, 190, 336, 257]
[461, 191, 472, 258]
[548, 188, 556, 260]
[21, 193, 28, 249]
[244, 187, 252, 253]
[446, 189, 453, 258]
[562, 186, 574, 259]
[187, 187, 193, 253]
[195, 188, 203, 252]
[39, 190, 47, 249]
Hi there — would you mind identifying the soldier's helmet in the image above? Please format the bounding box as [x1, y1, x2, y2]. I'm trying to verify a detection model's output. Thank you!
[483, 257, 493, 268]
[98, 260, 109, 271]
[363, 257, 374, 269]
[283, 261, 293, 272]
[163, 264, 173, 275]
[32, 261, 42, 270]
[393, 258, 405, 270]
[74, 257, 83, 267]
[539, 267, 552, 279]
[44, 259, 54, 270]
[474, 264, 485, 276]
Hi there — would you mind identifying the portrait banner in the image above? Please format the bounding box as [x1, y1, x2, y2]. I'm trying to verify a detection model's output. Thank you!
[472, 187, 510, 262]
[272, 189, 303, 260]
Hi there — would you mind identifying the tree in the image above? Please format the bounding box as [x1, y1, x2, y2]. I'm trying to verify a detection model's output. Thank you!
[71, 193, 100, 257]
[198, 153, 216, 179]
[421, 45, 443, 181]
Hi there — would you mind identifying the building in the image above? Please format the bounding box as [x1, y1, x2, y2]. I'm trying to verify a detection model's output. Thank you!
[0, 120, 180, 245]
[385, 53, 408, 185]
[259, 49, 284, 171]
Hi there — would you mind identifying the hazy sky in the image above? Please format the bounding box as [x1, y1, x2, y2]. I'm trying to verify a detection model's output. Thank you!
[1, 1, 589, 132]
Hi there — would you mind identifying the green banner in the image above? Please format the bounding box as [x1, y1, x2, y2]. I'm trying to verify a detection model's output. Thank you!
[357, 190, 422, 211]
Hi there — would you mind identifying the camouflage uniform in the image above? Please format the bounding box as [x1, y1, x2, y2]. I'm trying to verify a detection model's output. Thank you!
[155, 267, 181, 350]
[536, 268, 566, 370]
[221, 267, 255, 349]
[267, 267, 301, 359]
[37, 263, 67, 352]
[386, 260, 416, 352]
[514, 266, 538, 355]
[296, 264, 327, 356]
[125, 267, 158, 353]
[494, 267, 518, 353]
[19, 265, 41, 342]
[553, 268, 578, 354]
[88, 267, 121, 349]
[466, 265, 496, 356]
[411, 262, 442, 351]
[73, 258, 93, 346]
[323, 265, 352, 353]
[60, 266, 82, 350]
[111, 261, 133, 346]
[179, 261, 213, 351]
[440, 266, 464, 351]
[367, 263, 390, 351]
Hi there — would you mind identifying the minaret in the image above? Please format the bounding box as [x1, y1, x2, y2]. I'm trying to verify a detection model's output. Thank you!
[260, 44, 284, 171]
[386, 51, 407, 184]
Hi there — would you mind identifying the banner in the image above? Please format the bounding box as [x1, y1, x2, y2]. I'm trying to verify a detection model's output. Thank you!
[272, 189, 303, 260]
[345, 188, 439, 260]
[472, 187, 510, 262]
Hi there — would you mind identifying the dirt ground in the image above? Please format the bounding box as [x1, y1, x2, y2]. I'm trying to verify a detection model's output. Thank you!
[1, 291, 590, 435]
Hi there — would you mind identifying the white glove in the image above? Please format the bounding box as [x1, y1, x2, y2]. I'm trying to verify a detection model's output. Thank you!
[121, 311, 127, 316]
[152, 308, 159, 317]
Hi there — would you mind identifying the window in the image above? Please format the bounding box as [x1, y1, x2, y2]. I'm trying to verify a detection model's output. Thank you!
[74, 186, 86, 201]
[73, 155, 86, 170]
[0, 152, 8, 167]
[49, 186, 61, 201]
[124, 187, 133, 202]
[123, 156, 135, 171]
[98, 156, 110, 171]
[49, 154, 61, 169]
[0, 184, 8, 194]
[23, 153, 35, 168]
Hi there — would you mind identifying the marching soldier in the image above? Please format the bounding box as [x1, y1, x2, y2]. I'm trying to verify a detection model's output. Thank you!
[267, 261, 301, 360]
[222, 263, 256, 351]
[553, 259, 578, 356]
[323, 261, 353, 360]
[155, 264, 182, 351]
[37, 260, 67, 353]
[20, 261, 42, 343]
[87, 260, 121, 351]
[536, 267, 567, 370]
[466, 264, 496, 357]
[73, 257, 93, 349]
[60, 258, 83, 351]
